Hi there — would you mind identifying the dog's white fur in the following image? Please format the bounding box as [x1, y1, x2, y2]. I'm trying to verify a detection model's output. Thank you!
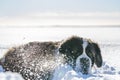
[75, 39, 92, 74]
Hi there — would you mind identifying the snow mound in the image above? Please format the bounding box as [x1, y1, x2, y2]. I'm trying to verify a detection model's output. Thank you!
[52, 62, 120, 80]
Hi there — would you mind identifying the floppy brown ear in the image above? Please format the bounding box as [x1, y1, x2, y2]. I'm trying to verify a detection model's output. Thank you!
[92, 43, 103, 67]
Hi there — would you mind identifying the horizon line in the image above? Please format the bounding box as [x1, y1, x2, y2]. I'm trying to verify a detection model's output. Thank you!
[0, 25, 120, 28]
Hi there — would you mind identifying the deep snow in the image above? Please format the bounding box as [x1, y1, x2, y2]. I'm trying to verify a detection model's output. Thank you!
[0, 27, 120, 80]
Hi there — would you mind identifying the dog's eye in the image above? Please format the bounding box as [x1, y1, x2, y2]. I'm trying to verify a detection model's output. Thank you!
[70, 46, 83, 56]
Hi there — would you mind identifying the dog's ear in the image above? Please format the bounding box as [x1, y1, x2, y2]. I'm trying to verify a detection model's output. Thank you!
[91, 42, 103, 67]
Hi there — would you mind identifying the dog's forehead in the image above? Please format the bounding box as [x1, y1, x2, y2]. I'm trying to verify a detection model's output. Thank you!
[59, 36, 91, 50]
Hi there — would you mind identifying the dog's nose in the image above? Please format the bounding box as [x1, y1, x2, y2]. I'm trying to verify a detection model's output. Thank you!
[79, 58, 90, 75]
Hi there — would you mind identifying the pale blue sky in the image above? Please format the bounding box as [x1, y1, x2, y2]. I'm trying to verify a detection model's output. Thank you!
[0, 0, 120, 26]
[0, 0, 120, 16]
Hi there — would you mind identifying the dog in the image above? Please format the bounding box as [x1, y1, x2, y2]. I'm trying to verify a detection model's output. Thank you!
[0, 36, 103, 80]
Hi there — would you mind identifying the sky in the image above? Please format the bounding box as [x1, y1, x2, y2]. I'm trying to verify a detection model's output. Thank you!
[0, 0, 120, 26]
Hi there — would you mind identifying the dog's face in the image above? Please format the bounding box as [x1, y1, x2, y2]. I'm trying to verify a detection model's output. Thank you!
[59, 36, 102, 74]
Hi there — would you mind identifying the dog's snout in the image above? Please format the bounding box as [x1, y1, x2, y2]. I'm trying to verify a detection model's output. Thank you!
[79, 58, 91, 74]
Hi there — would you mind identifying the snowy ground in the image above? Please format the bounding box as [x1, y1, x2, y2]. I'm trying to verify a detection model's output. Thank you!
[0, 27, 120, 80]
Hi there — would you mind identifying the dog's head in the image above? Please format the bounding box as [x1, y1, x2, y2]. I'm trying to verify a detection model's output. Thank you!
[59, 36, 102, 74]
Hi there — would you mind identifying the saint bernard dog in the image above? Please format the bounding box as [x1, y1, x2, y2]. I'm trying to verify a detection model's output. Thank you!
[0, 36, 103, 80]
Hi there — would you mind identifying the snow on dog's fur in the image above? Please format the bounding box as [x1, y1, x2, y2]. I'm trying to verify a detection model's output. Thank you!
[0, 36, 103, 80]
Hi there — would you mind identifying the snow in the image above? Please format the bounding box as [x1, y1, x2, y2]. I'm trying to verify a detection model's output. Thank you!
[0, 27, 120, 45]
[0, 27, 120, 80]
[0, 72, 24, 80]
